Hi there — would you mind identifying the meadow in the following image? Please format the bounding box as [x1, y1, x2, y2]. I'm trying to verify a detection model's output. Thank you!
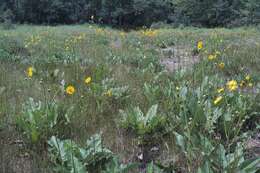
[0, 24, 259, 173]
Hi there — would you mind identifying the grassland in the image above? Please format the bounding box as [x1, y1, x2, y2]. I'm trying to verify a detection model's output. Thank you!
[0, 24, 259, 173]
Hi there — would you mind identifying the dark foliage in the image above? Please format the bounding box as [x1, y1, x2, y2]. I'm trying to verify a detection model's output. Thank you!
[0, 0, 260, 27]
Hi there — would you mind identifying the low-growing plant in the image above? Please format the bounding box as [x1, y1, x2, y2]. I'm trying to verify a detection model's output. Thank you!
[102, 157, 138, 173]
[173, 132, 260, 173]
[48, 134, 113, 173]
[120, 104, 167, 136]
[16, 98, 71, 145]
[146, 162, 164, 173]
[119, 104, 168, 170]
[89, 77, 129, 113]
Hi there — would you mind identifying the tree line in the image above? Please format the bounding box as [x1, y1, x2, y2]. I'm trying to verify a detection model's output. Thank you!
[0, 0, 260, 27]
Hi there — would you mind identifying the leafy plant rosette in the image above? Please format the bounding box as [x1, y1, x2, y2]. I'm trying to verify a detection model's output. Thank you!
[102, 157, 138, 173]
[48, 134, 113, 173]
[86, 76, 129, 112]
[173, 132, 260, 173]
[16, 98, 71, 145]
[170, 77, 256, 143]
[119, 104, 167, 137]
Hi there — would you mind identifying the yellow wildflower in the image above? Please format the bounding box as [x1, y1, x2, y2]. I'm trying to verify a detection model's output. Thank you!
[226, 80, 238, 91]
[245, 75, 250, 81]
[96, 28, 104, 34]
[208, 54, 216, 61]
[197, 41, 203, 50]
[85, 76, 92, 85]
[218, 62, 225, 69]
[120, 32, 126, 37]
[248, 83, 253, 87]
[105, 89, 112, 97]
[215, 51, 221, 55]
[27, 67, 34, 78]
[142, 29, 158, 37]
[240, 80, 246, 88]
[66, 85, 75, 95]
[217, 88, 225, 93]
[214, 96, 223, 105]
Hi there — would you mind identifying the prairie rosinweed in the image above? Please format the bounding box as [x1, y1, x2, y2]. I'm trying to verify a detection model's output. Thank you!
[85, 76, 92, 85]
[27, 67, 34, 78]
[245, 75, 251, 81]
[208, 54, 216, 61]
[217, 88, 225, 93]
[141, 29, 158, 37]
[66, 85, 75, 95]
[215, 51, 221, 56]
[105, 89, 112, 97]
[96, 28, 104, 34]
[218, 62, 225, 69]
[240, 80, 246, 87]
[226, 80, 238, 91]
[120, 32, 126, 37]
[197, 41, 203, 50]
[214, 96, 223, 105]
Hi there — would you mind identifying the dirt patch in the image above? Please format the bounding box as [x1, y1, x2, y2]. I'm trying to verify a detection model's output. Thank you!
[245, 133, 260, 168]
[160, 46, 200, 72]
[0, 129, 38, 173]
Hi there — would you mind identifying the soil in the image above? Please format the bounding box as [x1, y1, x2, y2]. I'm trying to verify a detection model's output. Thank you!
[159, 46, 200, 72]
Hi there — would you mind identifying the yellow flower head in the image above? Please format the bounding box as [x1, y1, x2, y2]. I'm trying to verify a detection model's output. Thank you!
[217, 88, 225, 93]
[245, 75, 250, 81]
[197, 41, 203, 50]
[105, 89, 112, 97]
[208, 54, 216, 61]
[142, 29, 158, 37]
[218, 62, 225, 69]
[226, 80, 238, 91]
[240, 80, 246, 87]
[120, 32, 126, 37]
[85, 76, 92, 85]
[248, 83, 253, 87]
[27, 67, 34, 78]
[214, 96, 223, 105]
[215, 51, 221, 56]
[96, 28, 104, 34]
[66, 85, 75, 95]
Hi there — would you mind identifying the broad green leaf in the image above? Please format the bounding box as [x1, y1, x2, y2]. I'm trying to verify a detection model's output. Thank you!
[145, 104, 158, 126]
[174, 132, 185, 152]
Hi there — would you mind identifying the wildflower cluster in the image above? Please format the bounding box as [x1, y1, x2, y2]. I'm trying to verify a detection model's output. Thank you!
[141, 29, 158, 37]
[27, 66, 34, 78]
[25, 35, 42, 48]
[64, 33, 86, 51]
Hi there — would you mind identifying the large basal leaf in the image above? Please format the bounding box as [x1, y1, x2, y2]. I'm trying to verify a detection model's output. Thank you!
[239, 158, 260, 173]
[48, 136, 67, 162]
[144, 104, 158, 126]
[173, 132, 185, 153]
[69, 156, 87, 173]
